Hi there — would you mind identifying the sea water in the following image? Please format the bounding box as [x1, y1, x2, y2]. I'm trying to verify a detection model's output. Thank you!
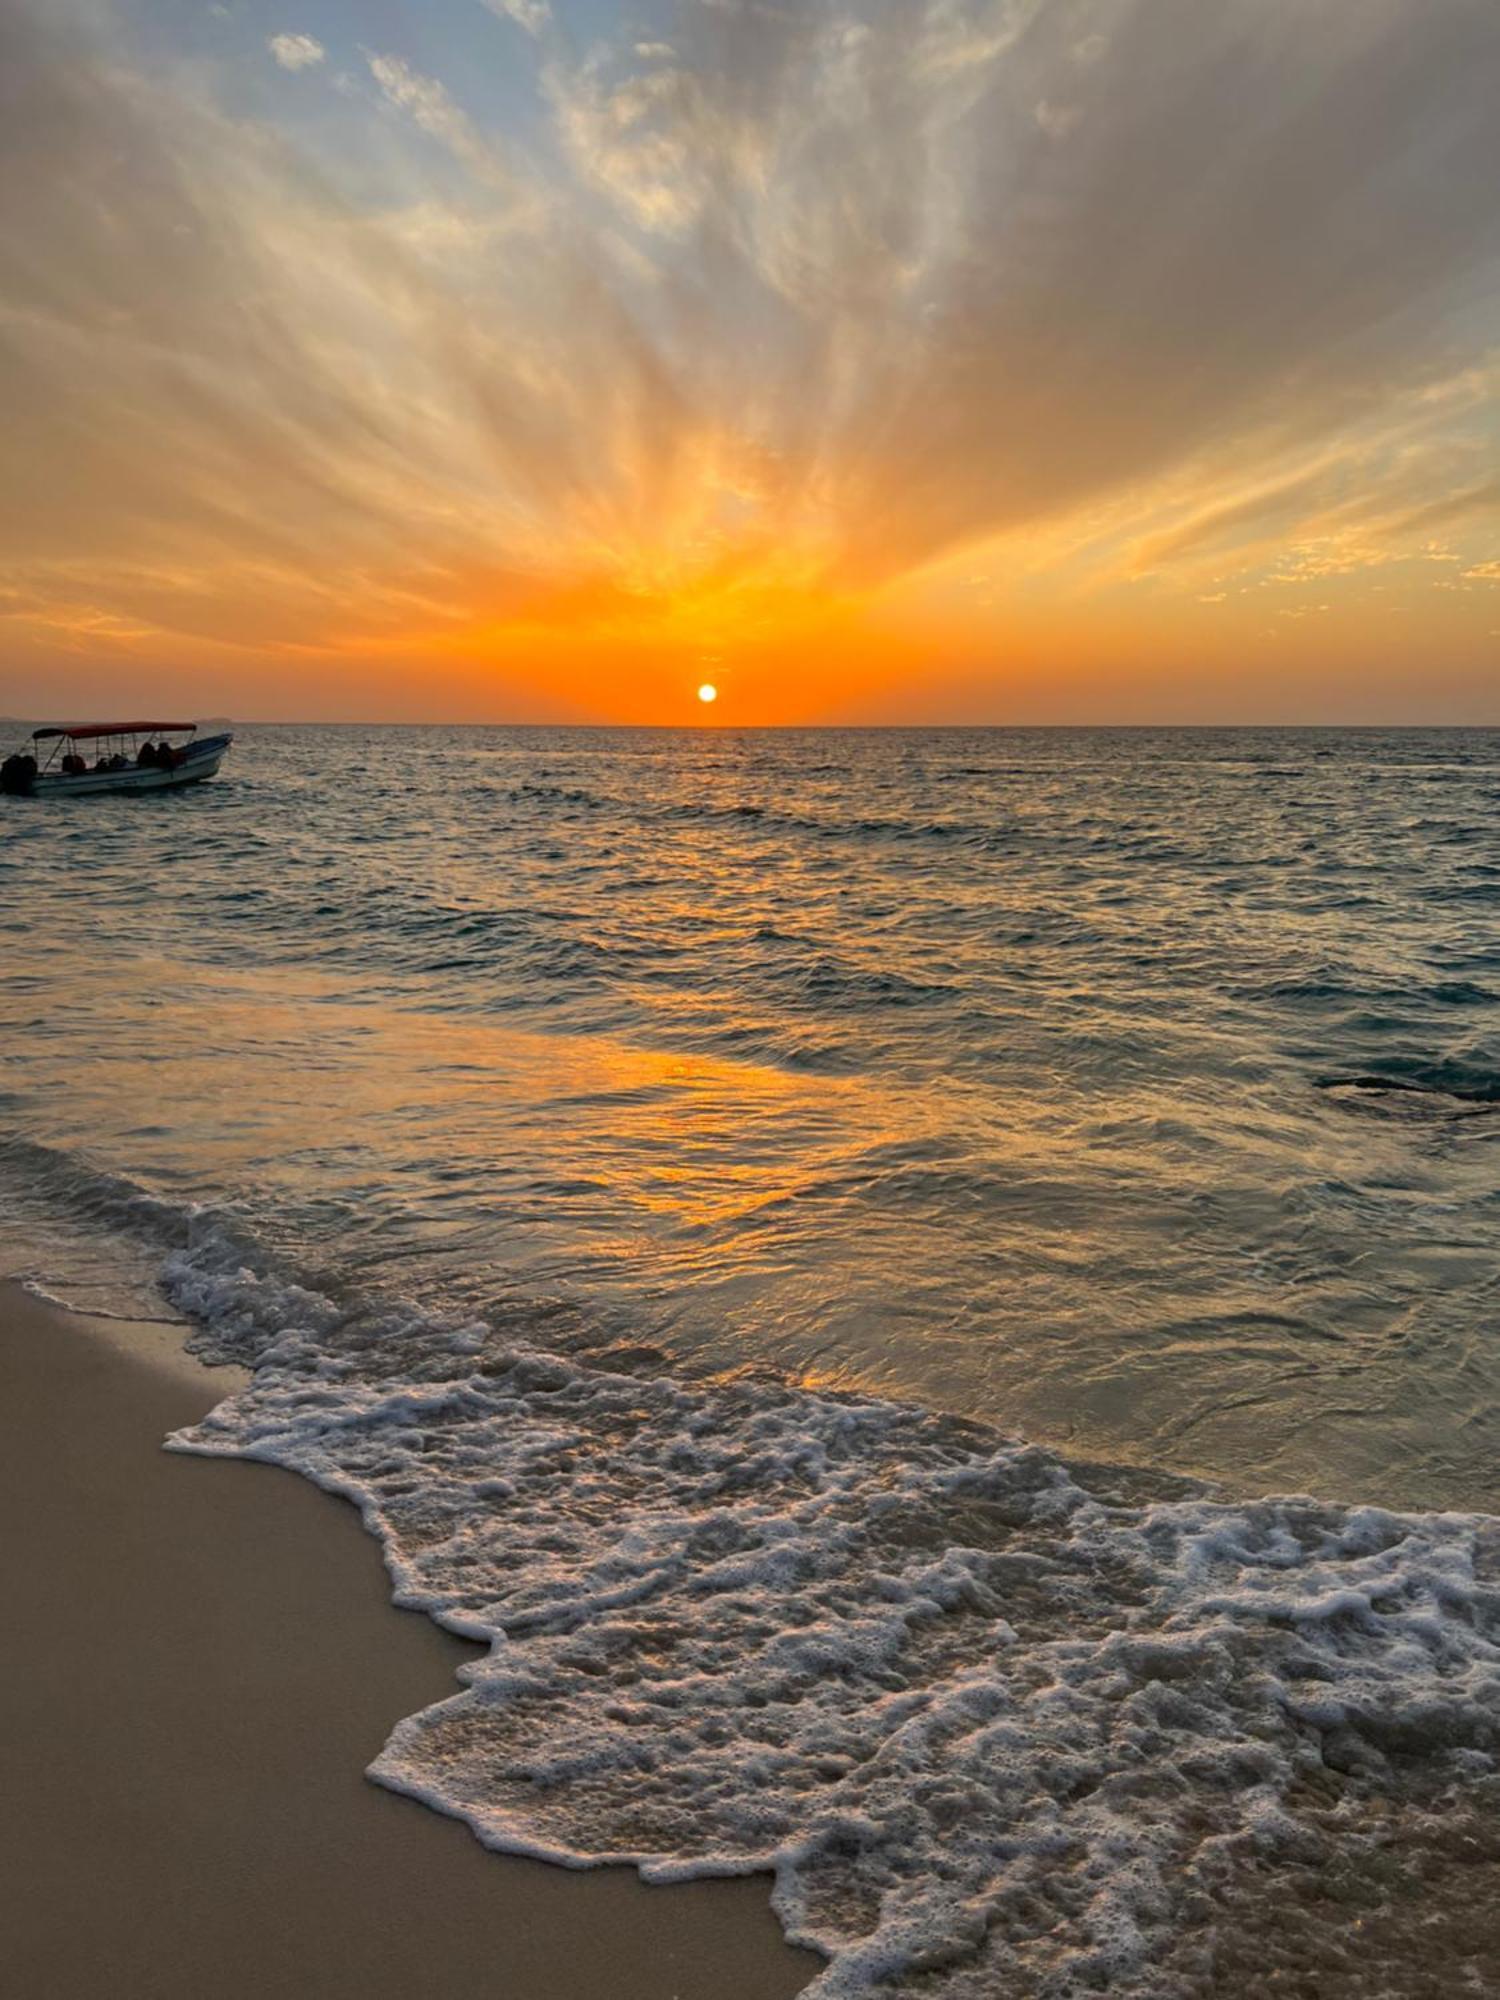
[1, 725, 1497, 1993]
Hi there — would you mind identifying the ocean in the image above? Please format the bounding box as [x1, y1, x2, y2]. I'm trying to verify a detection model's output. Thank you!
[2, 724, 1497, 1993]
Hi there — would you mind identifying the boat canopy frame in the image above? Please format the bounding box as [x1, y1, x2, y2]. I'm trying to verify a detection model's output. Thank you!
[31, 722, 198, 742]
[30, 722, 200, 775]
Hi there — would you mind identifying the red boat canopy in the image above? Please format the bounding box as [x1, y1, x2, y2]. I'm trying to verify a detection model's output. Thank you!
[32, 721, 196, 742]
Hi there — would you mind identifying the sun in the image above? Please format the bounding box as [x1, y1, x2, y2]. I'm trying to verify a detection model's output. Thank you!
[697, 682, 718, 704]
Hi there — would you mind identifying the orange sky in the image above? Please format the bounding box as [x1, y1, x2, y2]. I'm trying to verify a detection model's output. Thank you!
[2, 0, 1497, 724]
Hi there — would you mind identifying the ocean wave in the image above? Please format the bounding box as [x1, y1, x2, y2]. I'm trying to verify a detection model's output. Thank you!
[771, 957, 962, 1012]
[150, 1219, 1500, 1999]
[0, 1131, 199, 1246]
[7, 724, 1500, 1990]
[1317, 1066, 1500, 1110]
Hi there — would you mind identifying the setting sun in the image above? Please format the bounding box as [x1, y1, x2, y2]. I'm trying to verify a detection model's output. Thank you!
[3, 1, 1495, 727]
[3, 3, 1496, 1990]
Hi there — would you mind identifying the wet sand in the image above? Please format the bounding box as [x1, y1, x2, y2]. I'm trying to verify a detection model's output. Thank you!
[0, 1281, 817, 2000]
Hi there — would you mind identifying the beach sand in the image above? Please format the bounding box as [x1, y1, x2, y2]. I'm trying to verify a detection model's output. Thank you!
[0, 1281, 817, 1999]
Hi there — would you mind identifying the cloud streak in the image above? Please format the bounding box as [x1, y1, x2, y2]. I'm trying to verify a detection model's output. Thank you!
[482, 0, 550, 36]
[1, 0, 1496, 717]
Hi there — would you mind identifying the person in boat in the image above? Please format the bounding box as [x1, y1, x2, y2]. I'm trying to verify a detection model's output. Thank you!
[157, 741, 181, 770]
[138, 740, 160, 768]
[61, 751, 87, 775]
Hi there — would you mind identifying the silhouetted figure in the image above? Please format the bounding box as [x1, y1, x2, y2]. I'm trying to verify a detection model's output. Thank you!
[1, 753, 37, 794]
[138, 741, 160, 768]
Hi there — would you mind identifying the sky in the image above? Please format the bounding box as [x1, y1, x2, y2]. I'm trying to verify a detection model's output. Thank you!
[1, 0, 1497, 725]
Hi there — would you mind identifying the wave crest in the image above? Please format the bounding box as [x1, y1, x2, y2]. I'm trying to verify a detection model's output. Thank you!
[163, 1228, 1500, 1997]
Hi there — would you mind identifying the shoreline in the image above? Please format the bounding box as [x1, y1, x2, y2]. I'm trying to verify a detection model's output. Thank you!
[0, 1279, 817, 2000]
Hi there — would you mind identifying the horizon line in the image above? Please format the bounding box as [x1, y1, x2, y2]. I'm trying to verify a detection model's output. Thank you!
[7, 717, 1498, 733]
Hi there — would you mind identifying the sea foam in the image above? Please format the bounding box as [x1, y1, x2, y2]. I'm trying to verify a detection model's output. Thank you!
[162, 1225, 1500, 1997]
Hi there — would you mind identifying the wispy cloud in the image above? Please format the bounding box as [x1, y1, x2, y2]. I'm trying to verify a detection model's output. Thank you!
[481, 0, 550, 36]
[268, 31, 325, 72]
[1, 0, 1497, 716]
[367, 52, 512, 187]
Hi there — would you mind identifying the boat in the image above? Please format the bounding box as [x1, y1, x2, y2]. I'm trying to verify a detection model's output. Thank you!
[1, 721, 233, 797]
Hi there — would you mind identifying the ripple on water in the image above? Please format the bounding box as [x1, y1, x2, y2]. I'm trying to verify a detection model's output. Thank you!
[1, 724, 1497, 1513]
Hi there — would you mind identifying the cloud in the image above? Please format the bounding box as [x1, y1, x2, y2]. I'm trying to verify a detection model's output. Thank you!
[1128, 469, 1339, 574]
[1, 0, 1497, 701]
[367, 52, 509, 184]
[538, 0, 1500, 590]
[547, 58, 724, 233]
[1033, 100, 1082, 140]
[1376, 478, 1500, 544]
[482, 0, 550, 34]
[268, 32, 324, 72]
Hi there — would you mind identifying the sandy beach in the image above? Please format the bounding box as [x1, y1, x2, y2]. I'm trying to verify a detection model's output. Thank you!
[0, 1280, 816, 2000]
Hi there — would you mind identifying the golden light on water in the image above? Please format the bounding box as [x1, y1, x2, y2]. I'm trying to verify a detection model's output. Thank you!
[697, 683, 718, 705]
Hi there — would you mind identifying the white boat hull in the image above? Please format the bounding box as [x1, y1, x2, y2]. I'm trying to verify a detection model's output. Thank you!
[29, 735, 232, 798]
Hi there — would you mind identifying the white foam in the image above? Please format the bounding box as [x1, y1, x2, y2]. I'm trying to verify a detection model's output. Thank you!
[16, 1275, 186, 1327]
[161, 1224, 1500, 1997]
